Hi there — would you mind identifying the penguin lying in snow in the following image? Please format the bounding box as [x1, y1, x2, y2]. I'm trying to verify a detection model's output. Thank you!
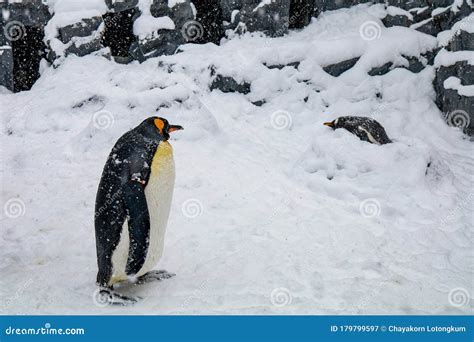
[95, 117, 183, 305]
[323, 116, 392, 145]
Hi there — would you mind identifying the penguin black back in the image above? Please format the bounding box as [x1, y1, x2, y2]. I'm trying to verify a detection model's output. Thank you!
[94, 117, 183, 288]
[323, 116, 392, 144]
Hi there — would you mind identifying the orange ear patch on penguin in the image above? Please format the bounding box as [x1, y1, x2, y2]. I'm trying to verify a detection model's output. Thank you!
[154, 118, 165, 134]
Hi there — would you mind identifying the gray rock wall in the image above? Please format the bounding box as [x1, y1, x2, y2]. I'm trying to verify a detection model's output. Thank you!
[433, 22, 474, 135]
[0, 0, 472, 136]
[0, 0, 50, 91]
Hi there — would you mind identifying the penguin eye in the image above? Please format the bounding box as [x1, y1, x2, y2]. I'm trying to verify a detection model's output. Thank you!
[154, 119, 165, 134]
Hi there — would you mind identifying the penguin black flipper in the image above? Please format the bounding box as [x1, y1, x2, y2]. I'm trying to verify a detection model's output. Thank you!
[360, 120, 392, 144]
[123, 179, 151, 276]
[95, 130, 158, 287]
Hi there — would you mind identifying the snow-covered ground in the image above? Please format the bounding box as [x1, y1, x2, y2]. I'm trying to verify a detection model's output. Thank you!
[1, 5, 473, 314]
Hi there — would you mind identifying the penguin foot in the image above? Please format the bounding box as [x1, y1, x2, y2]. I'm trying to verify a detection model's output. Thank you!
[136, 270, 176, 284]
[97, 288, 140, 306]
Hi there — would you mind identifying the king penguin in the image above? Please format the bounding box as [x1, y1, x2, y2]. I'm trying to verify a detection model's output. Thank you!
[94, 116, 183, 305]
[323, 116, 392, 145]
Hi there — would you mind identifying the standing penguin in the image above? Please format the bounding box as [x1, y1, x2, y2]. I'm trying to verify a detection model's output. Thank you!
[323, 116, 392, 144]
[94, 117, 183, 305]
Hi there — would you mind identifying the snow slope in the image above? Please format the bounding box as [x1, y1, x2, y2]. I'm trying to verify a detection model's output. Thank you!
[1, 5, 473, 314]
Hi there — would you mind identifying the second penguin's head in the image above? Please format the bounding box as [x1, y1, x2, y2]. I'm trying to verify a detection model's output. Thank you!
[322, 117, 343, 130]
[139, 116, 183, 141]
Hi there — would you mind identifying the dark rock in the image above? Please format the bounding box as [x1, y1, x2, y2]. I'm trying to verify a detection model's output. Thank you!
[414, 18, 439, 36]
[382, 14, 412, 27]
[0, 0, 50, 92]
[447, 29, 474, 51]
[11, 25, 46, 92]
[423, 47, 442, 65]
[237, 0, 291, 37]
[151, 0, 194, 28]
[131, 0, 194, 61]
[192, 0, 225, 44]
[439, 89, 473, 135]
[64, 36, 104, 57]
[220, 0, 243, 21]
[289, 0, 316, 29]
[435, 61, 474, 93]
[1, 0, 51, 27]
[210, 74, 251, 94]
[415, 2, 473, 36]
[434, 53, 474, 136]
[0, 21, 46, 92]
[431, 0, 454, 7]
[387, 0, 429, 10]
[325, 0, 353, 11]
[410, 6, 432, 23]
[323, 57, 360, 77]
[0, 44, 14, 92]
[58, 17, 103, 44]
[402, 55, 425, 73]
[312, 0, 325, 17]
[265, 61, 300, 69]
[368, 62, 394, 76]
[130, 32, 182, 61]
[105, 0, 138, 12]
[251, 99, 266, 106]
[102, 8, 139, 60]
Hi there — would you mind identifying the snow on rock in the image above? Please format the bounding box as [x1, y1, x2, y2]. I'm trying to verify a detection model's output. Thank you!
[168, 0, 187, 8]
[437, 13, 474, 47]
[444, 76, 474, 96]
[51, 0, 107, 14]
[44, 1, 109, 61]
[434, 49, 474, 67]
[133, 15, 176, 39]
[0, 5, 472, 315]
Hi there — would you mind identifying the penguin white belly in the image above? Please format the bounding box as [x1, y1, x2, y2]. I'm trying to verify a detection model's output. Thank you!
[110, 142, 175, 284]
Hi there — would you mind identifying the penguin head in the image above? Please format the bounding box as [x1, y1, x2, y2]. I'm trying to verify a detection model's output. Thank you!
[139, 117, 183, 141]
[323, 117, 341, 130]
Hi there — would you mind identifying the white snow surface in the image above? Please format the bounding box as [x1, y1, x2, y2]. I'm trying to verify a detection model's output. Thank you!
[1, 6, 473, 315]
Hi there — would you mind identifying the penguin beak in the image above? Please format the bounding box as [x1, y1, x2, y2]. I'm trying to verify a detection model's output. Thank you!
[323, 121, 334, 128]
[168, 125, 184, 133]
